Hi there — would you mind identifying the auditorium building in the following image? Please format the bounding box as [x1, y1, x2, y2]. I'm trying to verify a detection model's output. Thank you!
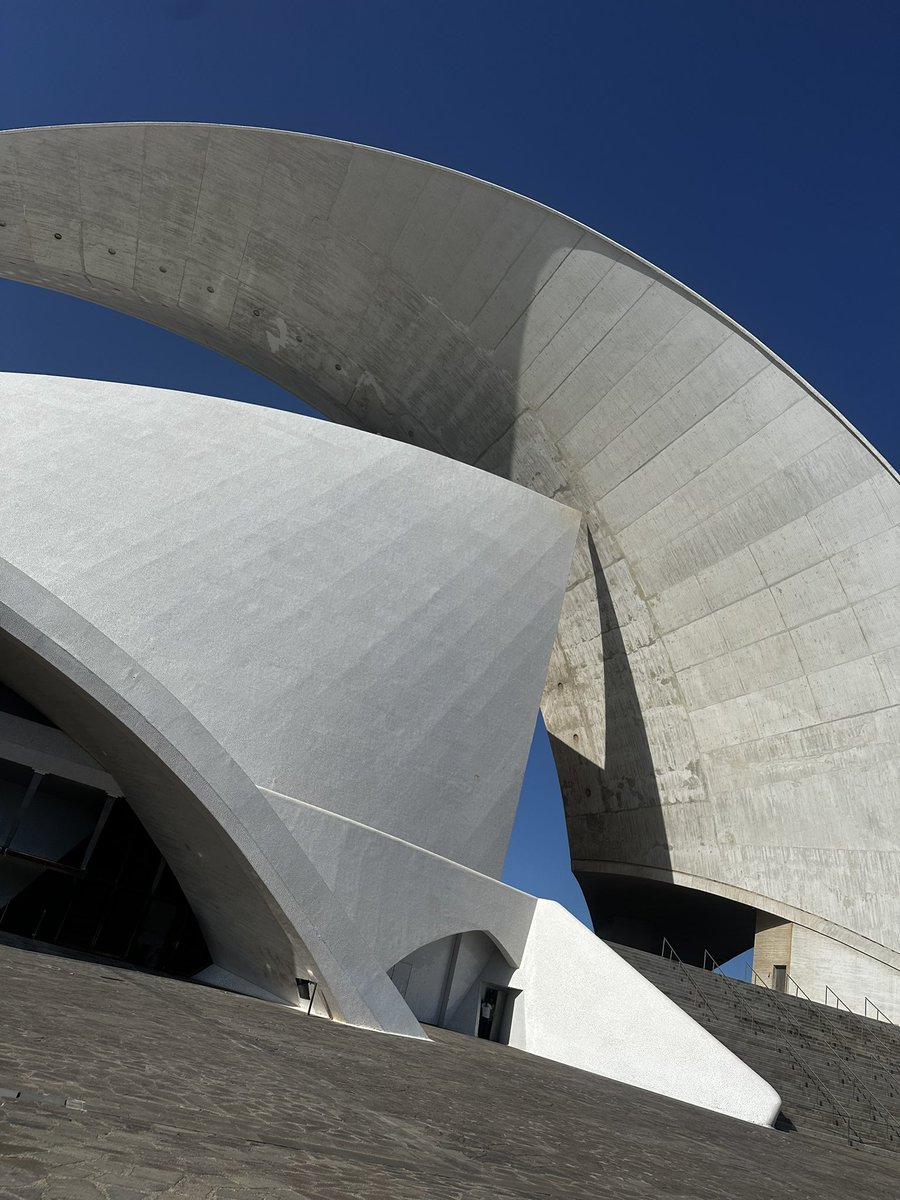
[1, 123, 898, 1132]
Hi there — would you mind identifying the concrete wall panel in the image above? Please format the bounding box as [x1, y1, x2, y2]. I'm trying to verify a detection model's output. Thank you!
[507, 900, 781, 1126]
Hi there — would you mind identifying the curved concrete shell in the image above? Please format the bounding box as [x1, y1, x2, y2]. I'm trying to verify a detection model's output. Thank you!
[0, 370, 779, 1125]
[0, 556, 424, 1035]
[0, 369, 577, 1004]
[1, 123, 898, 1014]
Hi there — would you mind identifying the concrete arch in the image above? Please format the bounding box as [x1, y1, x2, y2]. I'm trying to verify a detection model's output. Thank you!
[387, 928, 517, 1035]
[1, 123, 898, 1002]
[263, 783, 537, 971]
[0, 555, 424, 1036]
[382, 917, 522, 976]
[391, 927, 518, 971]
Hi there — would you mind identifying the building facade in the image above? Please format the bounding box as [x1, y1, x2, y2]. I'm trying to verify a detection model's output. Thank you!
[0, 121, 897, 1115]
[0, 369, 777, 1125]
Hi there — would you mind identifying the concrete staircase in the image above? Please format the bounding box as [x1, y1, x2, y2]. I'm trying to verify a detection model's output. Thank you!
[611, 943, 900, 1153]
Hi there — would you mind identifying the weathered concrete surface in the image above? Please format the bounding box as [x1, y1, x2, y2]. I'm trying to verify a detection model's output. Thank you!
[0, 123, 897, 1003]
[0, 941, 896, 1200]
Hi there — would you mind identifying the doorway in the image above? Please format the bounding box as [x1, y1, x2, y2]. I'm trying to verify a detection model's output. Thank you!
[477, 982, 515, 1042]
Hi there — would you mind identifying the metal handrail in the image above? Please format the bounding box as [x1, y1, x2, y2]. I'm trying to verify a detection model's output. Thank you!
[699, 946, 862, 1145]
[785, 977, 899, 1087]
[824, 985, 852, 1013]
[660, 937, 718, 1024]
[820, 987, 900, 1083]
[784, 971, 812, 1002]
[833, 993, 900, 1075]
[752, 964, 900, 1142]
[864, 997, 894, 1024]
[701, 948, 719, 973]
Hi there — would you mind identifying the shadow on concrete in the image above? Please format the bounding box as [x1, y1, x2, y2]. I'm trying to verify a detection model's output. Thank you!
[550, 531, 757, 965]
[550, 529, 670, 947]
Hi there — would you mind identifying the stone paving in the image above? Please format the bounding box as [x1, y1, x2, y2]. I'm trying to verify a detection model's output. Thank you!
[0, 941, 897, 1199]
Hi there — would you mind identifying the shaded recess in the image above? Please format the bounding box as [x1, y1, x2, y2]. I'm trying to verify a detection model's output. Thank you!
[581, 873, 756, 967]
[0, 604, 303, 1008]
[0, 683, 210, 975]
[387, 929, 514, 1033]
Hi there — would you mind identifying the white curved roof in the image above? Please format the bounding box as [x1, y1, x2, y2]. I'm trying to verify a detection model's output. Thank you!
[0, 372, 576, 879]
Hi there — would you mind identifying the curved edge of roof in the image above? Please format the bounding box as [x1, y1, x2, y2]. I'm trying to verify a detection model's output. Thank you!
[3, 119, 893, 485]
[574, 859, 900, 975]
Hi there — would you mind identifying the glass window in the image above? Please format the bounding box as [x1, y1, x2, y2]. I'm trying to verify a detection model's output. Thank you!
[0, 759, 35, 846]
[8, 774, 106, 867]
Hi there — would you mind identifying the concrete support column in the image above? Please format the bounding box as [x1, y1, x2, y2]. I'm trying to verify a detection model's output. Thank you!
[753, 913, 793, 989]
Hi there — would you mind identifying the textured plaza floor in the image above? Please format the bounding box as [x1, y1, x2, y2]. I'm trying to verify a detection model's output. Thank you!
[0, 940, 897, 1199]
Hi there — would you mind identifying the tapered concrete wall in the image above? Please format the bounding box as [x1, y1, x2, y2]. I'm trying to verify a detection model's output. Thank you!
[506, 901, 781, 1127]
[0, 370, 577, 1028]
[0, 372, 577, 881]
[0, 124, 898, 1008]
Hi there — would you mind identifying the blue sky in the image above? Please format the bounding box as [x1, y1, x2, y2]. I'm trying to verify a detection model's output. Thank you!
[1, 2, 897, 942]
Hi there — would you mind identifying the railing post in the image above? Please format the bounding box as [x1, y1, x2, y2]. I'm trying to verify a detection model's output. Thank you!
[771, 973, 900, 1146]
[864, 996, 894, 1025]
[699, 946, 864, 1145]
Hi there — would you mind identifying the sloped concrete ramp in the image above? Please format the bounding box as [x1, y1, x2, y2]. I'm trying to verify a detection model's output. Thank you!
[0, 940, 895, 1199]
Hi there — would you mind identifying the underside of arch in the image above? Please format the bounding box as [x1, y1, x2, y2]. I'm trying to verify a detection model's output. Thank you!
[577, 870, 757, 967]
[0, 679, 211, 976]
